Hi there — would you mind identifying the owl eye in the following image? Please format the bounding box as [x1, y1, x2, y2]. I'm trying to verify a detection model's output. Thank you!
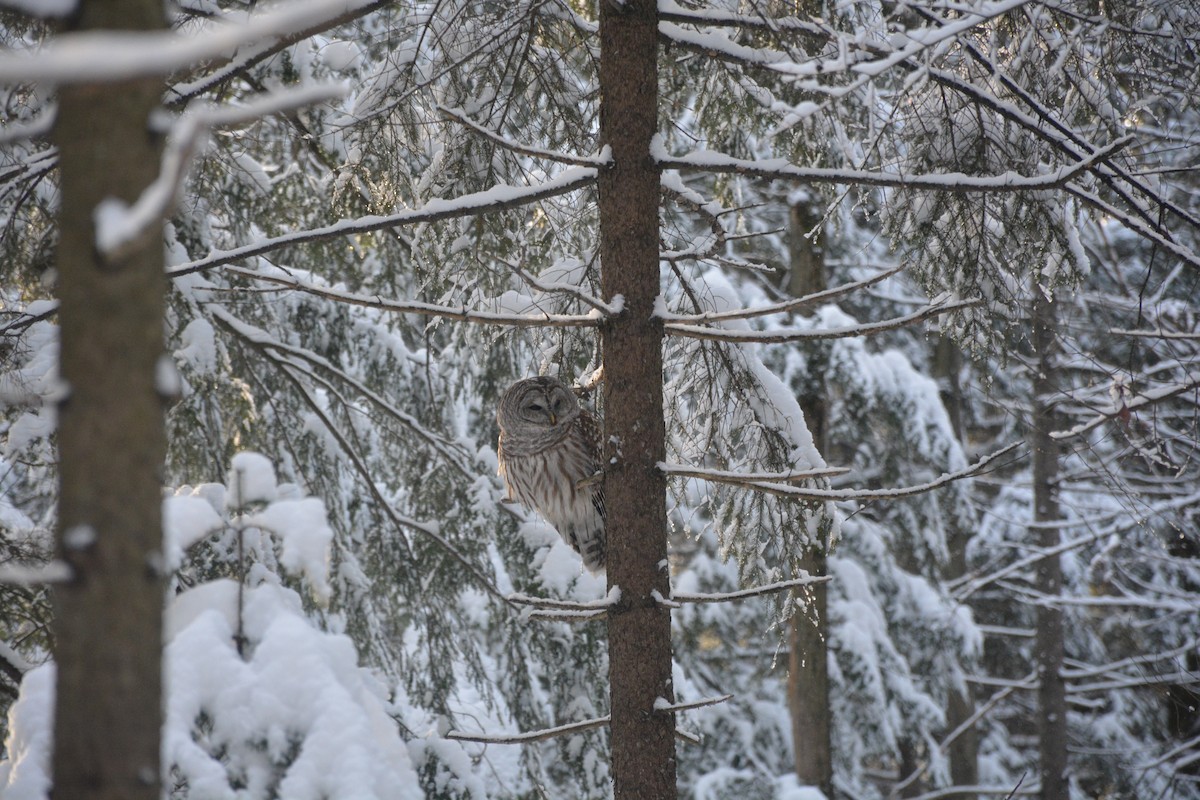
[526, 402, 544, 413]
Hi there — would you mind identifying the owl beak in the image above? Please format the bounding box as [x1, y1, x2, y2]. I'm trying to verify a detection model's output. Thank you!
[549, 412, 557, 425]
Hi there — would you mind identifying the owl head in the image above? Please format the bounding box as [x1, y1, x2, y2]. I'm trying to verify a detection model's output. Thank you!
[497, 376, 580, 435]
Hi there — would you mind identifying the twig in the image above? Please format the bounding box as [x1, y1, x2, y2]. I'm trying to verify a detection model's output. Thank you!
[670, 575, 830, 605]
[437, 105, 609, 168]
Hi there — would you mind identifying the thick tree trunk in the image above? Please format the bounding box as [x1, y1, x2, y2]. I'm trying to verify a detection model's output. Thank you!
[785, 195, 834, 799]
[598, 1, 675, 798]
[51, 3, 168, 800]
[1030, 290, 1068, 800]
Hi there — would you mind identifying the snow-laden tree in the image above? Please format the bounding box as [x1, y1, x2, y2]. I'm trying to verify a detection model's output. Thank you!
[3, 0, 1200, 799]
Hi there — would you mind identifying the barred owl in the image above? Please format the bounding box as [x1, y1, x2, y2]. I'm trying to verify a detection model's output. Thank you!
[497, 376, 605, 572]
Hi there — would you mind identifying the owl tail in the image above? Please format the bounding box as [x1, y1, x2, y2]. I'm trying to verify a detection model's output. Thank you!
[568, 523, 606, 573]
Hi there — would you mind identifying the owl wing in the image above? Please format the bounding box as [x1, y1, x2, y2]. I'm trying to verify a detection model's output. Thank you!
[576, 407, 605, 521]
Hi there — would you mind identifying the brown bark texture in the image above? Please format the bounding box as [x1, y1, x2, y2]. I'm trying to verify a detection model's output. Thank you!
[785, 197, 834, 798]
[598, 0, 676, 798]
[1030, 290, 1068, 800]
[51, 2, 168, 799]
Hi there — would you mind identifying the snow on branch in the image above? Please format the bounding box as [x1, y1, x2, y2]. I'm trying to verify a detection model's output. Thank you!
[664, 297, 980, 344]
[653, 694, 733, 714]
[506, 587, 619, 621]
[0, 0, 381, 84]
[660, 263, 907, 323]
[209, 306, 511, 602]
[1050, 370, 1200, 441]
[438, 105, 610, 168]
[167, 0, 390, 105]
[97, 83, 346, 262]
[659, 463, 848, 483]
[668, 442, 1020, 502]
[668, 575, 831, 605]
[446, 714, 610, 745]
[169, 167, 598, 277]
[219, 265, 608, 329]
[446, 714, 704, 745]
[657, 135, 1132, 192]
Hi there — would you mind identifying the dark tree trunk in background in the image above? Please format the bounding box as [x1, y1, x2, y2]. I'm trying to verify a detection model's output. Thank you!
[598, 0, 676, 798]
[51, 2, 168, 799]
[1030, 290, 1068, 800]
[933, 333, 980, 800]
[785, 194, 834, 799]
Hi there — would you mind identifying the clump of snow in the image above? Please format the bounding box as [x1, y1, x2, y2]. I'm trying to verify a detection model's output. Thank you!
[175, 318, 218, 376]
[0, 663, 54, 800]
[163, 491, 225, 571]
[226, 451, 278, 508]
[246, 497, 334, 603]
[164, 581, 424, 800]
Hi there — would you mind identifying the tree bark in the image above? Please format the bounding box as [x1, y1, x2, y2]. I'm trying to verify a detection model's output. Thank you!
[598, 1, 676, 798]
[1030, 289, 1068, 800]
[51, 2, 168, 800]
[785, 194, 834, 799]
[933, 333, 979, 800]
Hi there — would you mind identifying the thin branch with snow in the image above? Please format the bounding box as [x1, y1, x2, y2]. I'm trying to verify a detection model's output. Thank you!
[438, 105, 610, 168]
[664, 297, 980, 343]
[168, 167, 597, 277]
[219, 265, 607, 329]
[669, 575, 830, 605]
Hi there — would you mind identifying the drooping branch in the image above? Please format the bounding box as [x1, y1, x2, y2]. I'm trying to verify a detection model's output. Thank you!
[437, 105, 610, 168]
[168, 167, 597, 277]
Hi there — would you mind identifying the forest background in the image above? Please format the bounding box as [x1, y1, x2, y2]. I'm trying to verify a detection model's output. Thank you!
[0, 1, 1198, 799]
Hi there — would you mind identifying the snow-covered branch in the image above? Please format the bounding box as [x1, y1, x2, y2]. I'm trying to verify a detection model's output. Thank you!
[657, 136, 1132, 192]
[168, 167, 597, 277]
[97, 83, 346, 261]
[659, 263, 907, 324]
[671, 442, 1020, 502]
[0, 0, 382, 83]
[219, 265, 608, 328]
[658, 463, 848, 483]
[652, 694, 733, 714]
[1051, 370, 1200, 441]
[665, 297, 979, 344]
[446, 714, 609, 744]
[669, 575, 830, 605]
[438, 105, 610, 168]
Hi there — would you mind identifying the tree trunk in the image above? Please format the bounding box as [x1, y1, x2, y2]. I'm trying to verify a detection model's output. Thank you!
[785, 194, 834, 799]
[51, 3, 168, 800]
[1030, 289, 1067, 800]
[598, 1, 676, 798]
[933, 333, 979, 800]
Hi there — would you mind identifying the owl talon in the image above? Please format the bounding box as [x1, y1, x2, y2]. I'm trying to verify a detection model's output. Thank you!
[575, 470, 603, 491]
